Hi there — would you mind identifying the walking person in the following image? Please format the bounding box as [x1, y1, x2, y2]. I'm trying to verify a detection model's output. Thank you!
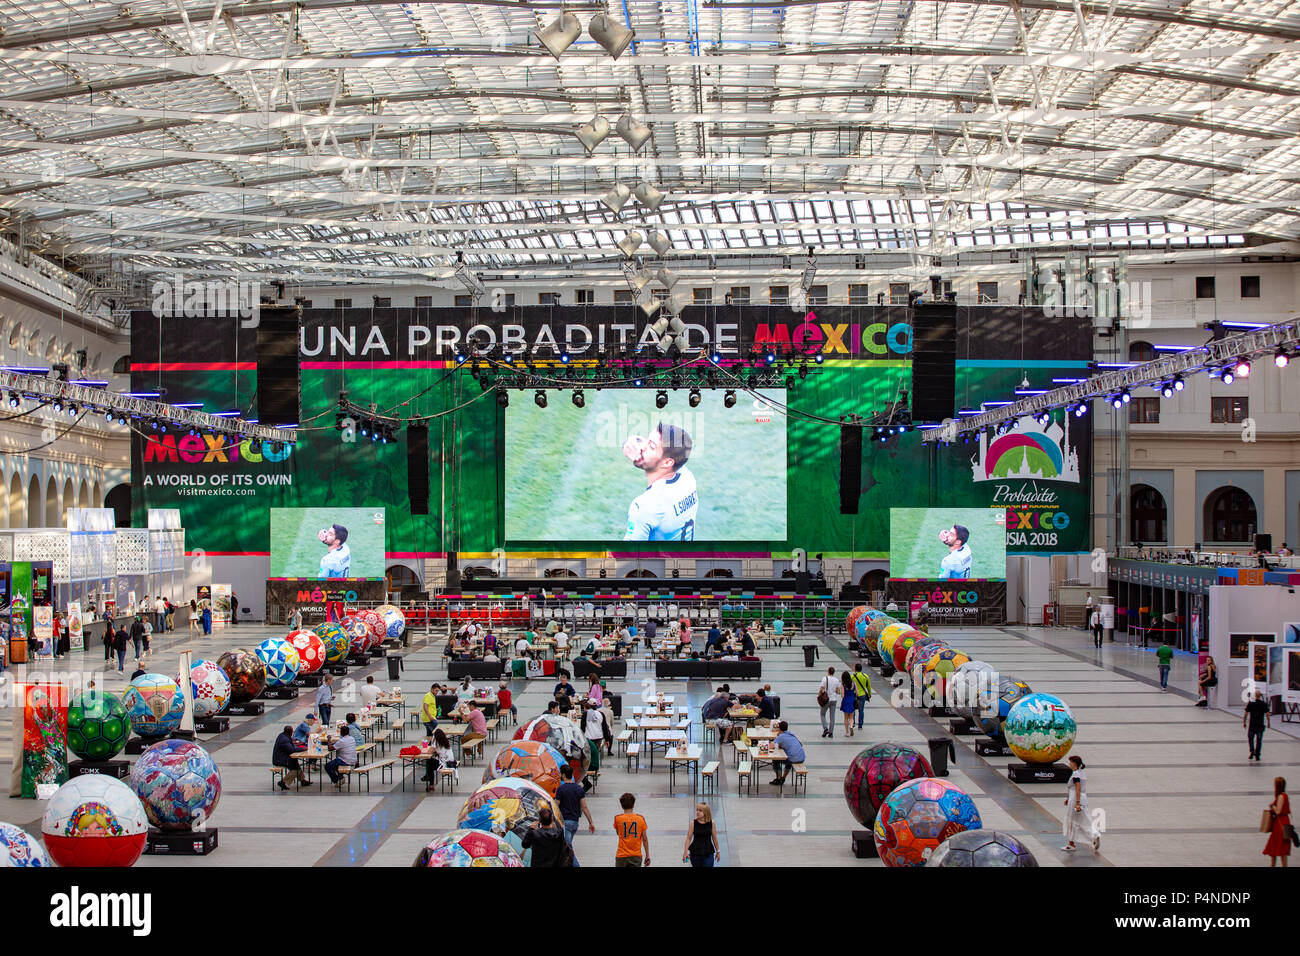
[613, 793, 650, 868]
[839, 669, 857, 737]
[189, 600, 200, 634]
[1196, 656, 1218, 707]
[1090, 607, 1103, 648]
[112, 623, 128, 672]
[140, 615, 153, 662]
[817, 666, 839, 737]
[682, 803, 720, 867]
[1061, 755, 1100, 853]
[1156, 637, 1173, 690]
[1263, 777, 1292, 867]
[129, 614, 146, 663]
[101, 618, 114, 662]
[1245, 690, 1270, 761]
[316, 674, 335, 727]
[851, 663, 873, 730]
[555, 764, 594, 867]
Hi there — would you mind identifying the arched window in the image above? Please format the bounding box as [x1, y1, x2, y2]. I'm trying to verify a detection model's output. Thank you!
[703, 568, 734, 578]
[1203, 486, 1257, 543]
[543, 567, 578, 578]
[1131, 484, 1167, 543]
[385, 563, 419, 594]
[860, 569, 889, 593]
[625, 568, 657, 578]
[1129, 341, 1156, 362]
[104, 484, 131, 527]
[62, 478, 75, 524]
[7, 473, 22, 527]
[27, 475, 40, 528]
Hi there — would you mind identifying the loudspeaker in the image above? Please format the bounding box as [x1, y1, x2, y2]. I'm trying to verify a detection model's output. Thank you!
[445, 554, 461, 592]
[910, 303, 957, 423]
[255, 304, 301, 427]
[839, 424, 863, 514]
[1255, 533, 1272, 553]
[406, 425, 430, 515]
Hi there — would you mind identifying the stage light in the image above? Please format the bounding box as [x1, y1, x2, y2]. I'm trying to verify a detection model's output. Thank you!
[359, 421, 370, 437]
[709, 350, 722, 364]
[814, 353, 824, 365]
[655, 390, 668, 409]
[764, 350, 776, 365]
[104, 408, 113, 420]
[534, 390, 547, 408]
[724, 390, 736, 408]
[601, 183, 632, 213]
[559, 351, 571, 364]
[688, 388, 701, 407]
[1221, 367, 1235, 385]
[66, 403, 77, 417]
[6, 391, 18, 407]
[647, 231, 672, 256]
[572, 389, 585, 408]
[497, 390, 509, 408]
[633, 377, 644, 388]
[616, 232, 643, 257]
[535, 11, 582, 57]
[1235, 358, 1251, 377]
[633, 181, 665, 211]
[502, 352, 514, 364]
[371, 428, 381, 442]
[1121, 389, 1131, 404]
[1275, 349, 1290, 368]
[1173, 375, 1185, 391]
[52, 399, 63, 412]
[1161, 383, 1174, 398]
[589, 12, 635, 59]
[799, 362, 808, 379]
[455, 350, 467, 364]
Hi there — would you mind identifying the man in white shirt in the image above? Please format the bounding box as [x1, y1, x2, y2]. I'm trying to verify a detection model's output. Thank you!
[622, 423, 699, 541]
[325, 730, 357, 785]
[317, 524, 351, 579]
[360, 675, 382, 708]
[818, 667, 840, 739]
[555, 630, 569, 657]
[937, 524, 973, 579]
[515, 634, 532, 658]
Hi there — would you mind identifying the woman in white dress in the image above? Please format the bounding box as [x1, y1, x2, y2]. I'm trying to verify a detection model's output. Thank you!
[1062, 755, 1100, 853]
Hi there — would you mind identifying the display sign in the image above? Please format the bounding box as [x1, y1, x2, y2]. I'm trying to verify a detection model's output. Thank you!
[265, 579, 386, 625]
[885, 579, 1008, 625]
[270, 508, 386, 578]
[889, 508, 1007, 580]
[211, 584, 232, 624]
[33, 606, 53, 657]
[66, 601, 84, 652]
[1230, 632, 1275, 661]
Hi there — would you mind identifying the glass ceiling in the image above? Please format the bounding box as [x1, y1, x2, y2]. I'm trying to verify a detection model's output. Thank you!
[0, 0, 1295, 291]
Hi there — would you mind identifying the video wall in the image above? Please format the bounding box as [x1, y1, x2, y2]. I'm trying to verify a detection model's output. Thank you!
[505, 389, 786, 542]
[131, 303, 1093, 560]
[269, 508, 386, 579]
[889, 507, 1008, 580]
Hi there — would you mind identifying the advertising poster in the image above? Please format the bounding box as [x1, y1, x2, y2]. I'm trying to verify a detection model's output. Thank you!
[212, 584, 232, 624]
[10, 561, 31, 665]
[1282, 621, 1300, 644]
[14, 683, 69, 798]
[1248, 641, 1271, 693]
[1286, 648, 1300, 704]
[127, 590, 137, 614]
[196, 585, 211, 604]
[66, 601, 83, 651]
[1230, 632, 1275, 661]
[131, 304, 1092, 561]
[32, 606, 53, 657]
[1267, 644, 1288, 698]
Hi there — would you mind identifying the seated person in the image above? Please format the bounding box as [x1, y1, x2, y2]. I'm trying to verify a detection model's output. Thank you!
[755, 688, 777, 721]
[701, 688, 736, 743]
[344, 713, 364, 746]
[325, 728, 357, 785]
[515, 634, 533, 658]
[740, 630, 757, 656]
[293, 713, 319, 746]
[360, 676, 382, 708]
[497, 679, 516, 720]
[273, 724, 310, 790]
[456, 677, 475, 701]
[770, 721, 805, 786]
[462, 701, 488, 749]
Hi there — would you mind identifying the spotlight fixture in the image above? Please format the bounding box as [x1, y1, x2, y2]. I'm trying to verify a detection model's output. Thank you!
[1161, 382, 1175, 398]
[688, 388, 701, 407]
[575, 115, 611, 152]
[1221, 367, 1235, 385]
[1275, 349, 1290, 368]
[724, 390, 736, 408]
[1173, 375, 1185, 391]
[798, 362, 808, 379]
[633, 377, 644, 388]
[601, 183, 632, 213]
[66, 403, 78, 417]
[359, 421, 370, 437]
[655, 267, 679, 289]
[535, 11, 582, 58]
[52, 399, 63, 412]
[588, 12, 635, 59]
[1110, 394, 1123, 409]
[764, 350, 776, 366]
[1235, 358, 1252, 377]
[502, 352, 515, 364]
[655, 390, 668, 409]
[615, 113, 652, 151]
[572, 389, 585, 408]
[497, 390, 509, 408]
[559, 351, 572, 364]
[814, 353, 824, 364]
[534, 390, 547, 408]
[709, 349, 722, 364]
[1120, 389, 1131, 404]
[6, 391, 18, 407]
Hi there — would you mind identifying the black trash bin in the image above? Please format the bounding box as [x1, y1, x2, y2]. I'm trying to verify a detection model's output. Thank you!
[802, 644, 819, 668]
[386, 654, 404, 680]
[928, 736, 956, 776]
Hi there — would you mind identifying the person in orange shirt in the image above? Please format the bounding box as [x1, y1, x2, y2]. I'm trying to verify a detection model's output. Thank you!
[613, 792, 650, 867]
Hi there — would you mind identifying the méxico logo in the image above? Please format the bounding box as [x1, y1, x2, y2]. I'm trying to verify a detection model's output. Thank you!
[970, 415, 1081, 484]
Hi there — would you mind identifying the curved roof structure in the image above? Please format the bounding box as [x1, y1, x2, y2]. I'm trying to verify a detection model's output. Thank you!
[0, 0, 1296, 290]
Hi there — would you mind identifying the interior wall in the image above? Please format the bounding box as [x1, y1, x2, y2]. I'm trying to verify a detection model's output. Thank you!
[1207, 583, 1300, 714]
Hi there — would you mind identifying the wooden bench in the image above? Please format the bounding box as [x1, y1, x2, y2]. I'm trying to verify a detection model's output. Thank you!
[461, 737, 485, 763]
[269, 766, 286, 789]
[737, 760, 753, 795]
[373, 729, 392, 756]
[485, 718, 500, 742]
[625, 743, 641, 773]
[792, 763, 808, 794]
[616, 729, 633, 754]
[732, 740, 750, 766]
[675, 718, 691, 737]
[701, 761, 720, 794]
[353, 743, 376, 766]
[338, 758, 396, 792]
[437, 765, 458, 794]
[583, 769, 599, 792]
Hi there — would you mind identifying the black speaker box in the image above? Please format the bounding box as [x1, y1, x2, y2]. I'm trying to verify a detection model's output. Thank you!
[255, 304, 301, 427]
[1255, 533, 1272, 553]
[407, 425, 430, 515]
[910, 303, 957, 423]
[839, 424, 863, 514]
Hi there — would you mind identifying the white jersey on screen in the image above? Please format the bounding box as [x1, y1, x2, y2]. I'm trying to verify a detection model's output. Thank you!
[319, 543, 351, 578]
[625, 466, 698, 541]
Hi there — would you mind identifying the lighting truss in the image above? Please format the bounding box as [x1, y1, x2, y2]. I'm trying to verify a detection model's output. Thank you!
[922, 319, 1300, 443]
[0, 370, 296, 443]
[453, 263, 486, 299]
[483, 362, 795, 393]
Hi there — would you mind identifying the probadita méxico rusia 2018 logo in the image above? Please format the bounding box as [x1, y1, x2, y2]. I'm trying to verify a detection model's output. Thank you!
[969, 414, 1083, 548]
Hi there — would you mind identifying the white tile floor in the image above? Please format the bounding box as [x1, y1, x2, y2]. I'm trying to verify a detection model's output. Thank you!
[1, 619, 1294, 866]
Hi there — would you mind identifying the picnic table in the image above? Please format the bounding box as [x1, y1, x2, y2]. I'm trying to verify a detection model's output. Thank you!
[645, 730, 687, 770]
[666, 744, 704, 792]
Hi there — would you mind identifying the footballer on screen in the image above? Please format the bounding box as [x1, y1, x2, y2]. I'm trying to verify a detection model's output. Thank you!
[622, 423, 698, 541]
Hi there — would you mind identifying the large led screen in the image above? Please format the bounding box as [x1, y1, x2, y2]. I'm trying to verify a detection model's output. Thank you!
[889, 507, 1007, 580]
[270, 507, 386, 579]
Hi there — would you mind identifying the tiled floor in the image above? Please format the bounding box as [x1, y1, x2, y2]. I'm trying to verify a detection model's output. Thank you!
[1, 620, 1294, 866]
